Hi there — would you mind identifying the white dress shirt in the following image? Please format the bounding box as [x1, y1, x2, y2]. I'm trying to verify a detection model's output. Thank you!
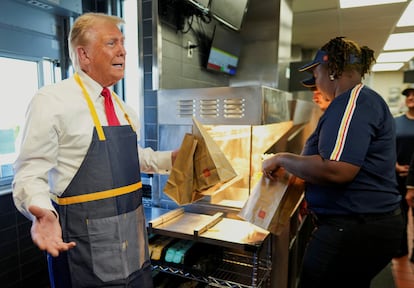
[13, 71, 172, 220]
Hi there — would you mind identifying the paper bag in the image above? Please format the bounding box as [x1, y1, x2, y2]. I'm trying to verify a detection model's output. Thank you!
[163, 133, 204, 205]
[192, 117, 238, 191]
[239, 172, 304, 235]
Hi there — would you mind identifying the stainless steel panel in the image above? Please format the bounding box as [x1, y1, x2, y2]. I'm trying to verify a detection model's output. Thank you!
[158, 85, 292, 125]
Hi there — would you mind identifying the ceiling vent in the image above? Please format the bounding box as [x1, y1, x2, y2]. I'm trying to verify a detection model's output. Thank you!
[26, 0, 53, 10]
[16, 0, 82, 16]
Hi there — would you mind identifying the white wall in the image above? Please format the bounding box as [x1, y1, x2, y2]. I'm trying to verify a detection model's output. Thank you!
[366, 71, 406, 116]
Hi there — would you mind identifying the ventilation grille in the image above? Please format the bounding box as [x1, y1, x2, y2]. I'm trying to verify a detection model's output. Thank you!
[176, 98, 246, 119]
[223, 98, 245, 118]
[26, 0, 53, 9]
[200, 99, 219, 118]
[176, 99, 195, 118]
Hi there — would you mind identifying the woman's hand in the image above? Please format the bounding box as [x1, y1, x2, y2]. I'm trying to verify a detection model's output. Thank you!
[262, 154, 283, 180]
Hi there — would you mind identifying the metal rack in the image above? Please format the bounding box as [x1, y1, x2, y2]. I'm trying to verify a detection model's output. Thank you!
[208, 250, 271, 288]
[152, 245, 271, 288]
[147, 207, 272, 288]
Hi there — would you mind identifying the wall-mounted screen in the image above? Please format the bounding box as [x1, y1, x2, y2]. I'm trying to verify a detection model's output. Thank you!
[404, 70, 414, 83]
[206, 25, 242, 76]
[209, 0, 249, 31]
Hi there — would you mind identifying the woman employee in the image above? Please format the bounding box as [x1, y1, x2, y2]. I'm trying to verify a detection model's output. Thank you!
[262, 36, 404, 288]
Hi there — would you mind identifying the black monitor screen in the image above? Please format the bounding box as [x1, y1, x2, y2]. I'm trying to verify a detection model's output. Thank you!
[206, 25, 242, 75]
[209, 0, 249, 31]
[404, 70, 414, 83]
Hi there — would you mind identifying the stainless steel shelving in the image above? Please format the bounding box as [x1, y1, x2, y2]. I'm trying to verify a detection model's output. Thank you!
[152, 247, 271, 288]
[147, 207, 272, 288]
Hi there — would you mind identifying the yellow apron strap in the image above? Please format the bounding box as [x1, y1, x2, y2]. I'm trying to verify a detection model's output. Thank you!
[74, 73, 136, 137]
[53, 181, 143, 205]
[112, 92, 137, 132]
[74, 73, 106, 141]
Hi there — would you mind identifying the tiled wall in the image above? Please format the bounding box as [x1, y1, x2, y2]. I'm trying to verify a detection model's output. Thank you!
[142, 0, 158, 152]
[142, 0, 232, 152]
[0, 193, 49, 288]
[141, 1, 233, 204]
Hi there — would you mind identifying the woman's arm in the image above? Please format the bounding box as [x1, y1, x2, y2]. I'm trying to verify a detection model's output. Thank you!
[262, 152, 360, 185]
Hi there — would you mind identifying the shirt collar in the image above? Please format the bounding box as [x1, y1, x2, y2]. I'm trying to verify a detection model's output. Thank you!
[76, 70, 110, 101]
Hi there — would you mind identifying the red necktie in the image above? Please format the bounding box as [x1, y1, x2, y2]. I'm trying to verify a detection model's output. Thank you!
[101, 88, 120, 126]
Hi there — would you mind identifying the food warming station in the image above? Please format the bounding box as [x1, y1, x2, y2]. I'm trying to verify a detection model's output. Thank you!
[145, 85, 316, 288]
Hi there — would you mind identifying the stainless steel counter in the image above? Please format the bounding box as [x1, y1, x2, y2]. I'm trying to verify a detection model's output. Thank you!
[145, 206, 270, 250]
[145, 206, 272, 287]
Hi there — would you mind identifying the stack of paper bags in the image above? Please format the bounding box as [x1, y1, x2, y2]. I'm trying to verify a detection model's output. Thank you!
[164, 117, 238, 205]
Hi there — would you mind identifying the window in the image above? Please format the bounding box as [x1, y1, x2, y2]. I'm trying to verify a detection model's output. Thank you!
[0, 56, 59, 190]
[123, 0, 143, 144]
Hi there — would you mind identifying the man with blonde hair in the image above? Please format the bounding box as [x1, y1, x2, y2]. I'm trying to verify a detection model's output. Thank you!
[13, 12, 177, 288]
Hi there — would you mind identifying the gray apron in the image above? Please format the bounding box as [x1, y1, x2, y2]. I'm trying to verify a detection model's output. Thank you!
[48, 74, 153, 288]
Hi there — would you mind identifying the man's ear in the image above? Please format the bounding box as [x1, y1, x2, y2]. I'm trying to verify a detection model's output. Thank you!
[77, 46, 90, 64]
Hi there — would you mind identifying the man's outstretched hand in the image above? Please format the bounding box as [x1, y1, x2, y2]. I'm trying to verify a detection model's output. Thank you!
[29, 205, 76, 257]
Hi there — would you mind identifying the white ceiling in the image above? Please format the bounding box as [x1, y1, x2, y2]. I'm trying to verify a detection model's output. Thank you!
[291, 0, 413, 69]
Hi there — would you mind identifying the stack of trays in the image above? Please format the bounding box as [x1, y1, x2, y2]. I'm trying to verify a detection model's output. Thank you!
[149, 235, 222, 274]
[148, 235, 176, 262]
[164, 239, 195, 265]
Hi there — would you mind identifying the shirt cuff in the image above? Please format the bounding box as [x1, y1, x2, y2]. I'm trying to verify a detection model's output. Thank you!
[24, 193, 57, 221]
[156, 150, 173, 174]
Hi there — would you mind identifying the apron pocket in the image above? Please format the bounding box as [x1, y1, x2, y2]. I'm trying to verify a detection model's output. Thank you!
[87, 206, 147, 282]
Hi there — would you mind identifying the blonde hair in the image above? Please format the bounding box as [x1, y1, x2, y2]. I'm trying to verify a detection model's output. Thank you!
[68, 12, 125, 71]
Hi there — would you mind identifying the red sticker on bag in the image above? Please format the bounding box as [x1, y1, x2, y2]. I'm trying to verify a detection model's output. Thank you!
[258, 210, 266, 219]
[203, 168, 211, 177]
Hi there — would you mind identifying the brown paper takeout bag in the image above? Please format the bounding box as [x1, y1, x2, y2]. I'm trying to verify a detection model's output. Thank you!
[239, 171, 304, 235]
[192, 117, 238, 191]
[163, 118, 238, 205]
[163, 133, 204, 205]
